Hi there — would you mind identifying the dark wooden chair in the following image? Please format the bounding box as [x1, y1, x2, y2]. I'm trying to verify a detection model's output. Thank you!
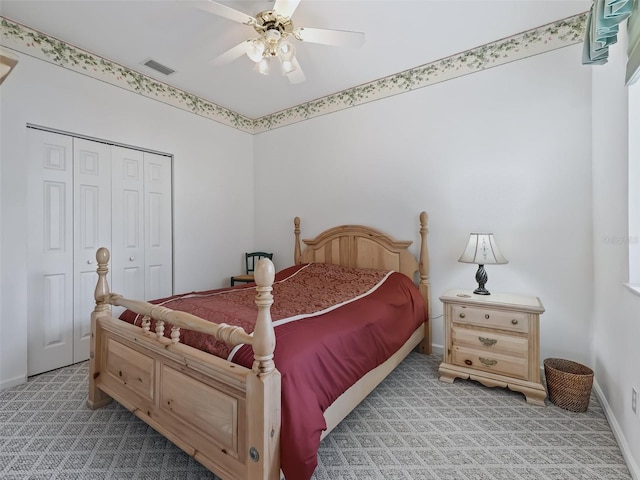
[230, 252, 273, 286]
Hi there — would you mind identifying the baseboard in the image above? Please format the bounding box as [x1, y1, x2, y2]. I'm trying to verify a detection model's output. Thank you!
[593, 380, 640, 480]
[430, 343, 444, 356]
[0, 374, 27, 391]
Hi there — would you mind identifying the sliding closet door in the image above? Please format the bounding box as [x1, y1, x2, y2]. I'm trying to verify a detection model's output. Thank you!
[111, 146, 145, 317]
[27, 129, 172, 375]
[144, 152, 172, 300]
[72, 138, 111, 363]
[28, 131, 112, 373]
[111, 148, 172, 308]
[27, 129, 74, 376]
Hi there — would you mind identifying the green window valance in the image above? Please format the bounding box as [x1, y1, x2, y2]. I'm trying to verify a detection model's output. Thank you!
[583, 0, 634, 65]
[627, 0, 640, 83]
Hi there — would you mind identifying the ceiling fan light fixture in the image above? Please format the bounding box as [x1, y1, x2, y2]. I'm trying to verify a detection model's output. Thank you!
[280, 57, 296, 75]
[246, 39, 265, 62]
[204, 0, 365, 84]
[277, 40, 295, 61]
[254, 57, 270, 76]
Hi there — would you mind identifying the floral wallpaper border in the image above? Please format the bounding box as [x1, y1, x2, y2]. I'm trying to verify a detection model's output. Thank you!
[0, 17, 255, 133]
[1, 13, 587, 134]
[254, 12, 587, 133]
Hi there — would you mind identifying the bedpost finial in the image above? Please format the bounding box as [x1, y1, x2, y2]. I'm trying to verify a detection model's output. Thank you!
[96, 247, 110, 265]
[254, 258, 276, 287]
[94, 247, 111, 308]
[420, 211, 428, 227]
[294, 216, 302, 265]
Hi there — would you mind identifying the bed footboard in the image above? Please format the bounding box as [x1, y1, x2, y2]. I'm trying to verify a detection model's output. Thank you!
[87, 248, 281, 480]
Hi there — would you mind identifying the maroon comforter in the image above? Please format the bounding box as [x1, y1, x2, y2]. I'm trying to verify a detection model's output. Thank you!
[120, 263, 427, 480]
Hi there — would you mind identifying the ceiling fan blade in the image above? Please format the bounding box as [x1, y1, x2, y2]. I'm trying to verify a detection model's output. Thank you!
[211, 40, 252, 66]
[195, 1, 255, 25]
[294, 27, 365, 48]
[273, 0, 301, 19]
[287, 57, 306, 84]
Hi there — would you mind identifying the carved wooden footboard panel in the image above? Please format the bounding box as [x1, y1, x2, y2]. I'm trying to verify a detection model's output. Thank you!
[87, 248, 281, 480]
[93, 321, 264, 478]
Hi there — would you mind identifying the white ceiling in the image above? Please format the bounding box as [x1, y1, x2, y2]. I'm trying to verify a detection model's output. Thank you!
[1, 0, 590, 118]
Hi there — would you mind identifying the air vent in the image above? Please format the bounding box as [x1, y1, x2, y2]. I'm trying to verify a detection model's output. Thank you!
[142, 59, 175, 76]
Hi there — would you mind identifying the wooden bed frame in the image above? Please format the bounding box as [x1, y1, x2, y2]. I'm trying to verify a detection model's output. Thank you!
[87, 212, 431, 480]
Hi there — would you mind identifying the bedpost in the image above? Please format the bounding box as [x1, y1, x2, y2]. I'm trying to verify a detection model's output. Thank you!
[418, 212, 432, 355]
[87, 247, 113, 409]
[252, 258, 276, 375]
[247, 258, 281, 480]
[294, 216, 302, 264]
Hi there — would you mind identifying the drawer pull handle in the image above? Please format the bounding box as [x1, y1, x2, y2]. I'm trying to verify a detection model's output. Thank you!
[478, 337, 497, 346]
[479, 357, 497, 366]
[511, 319, 519, 325]
[459, 313, 466, 318]
[464, 359, 473, 366]
[485, 314, 490, 319]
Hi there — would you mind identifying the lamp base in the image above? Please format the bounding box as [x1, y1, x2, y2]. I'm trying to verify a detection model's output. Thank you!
[474, 264, 491, 295]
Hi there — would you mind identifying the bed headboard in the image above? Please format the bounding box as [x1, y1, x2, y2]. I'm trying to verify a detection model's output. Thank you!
[294, 212, 429, 280]
[293, 212, 431, 354]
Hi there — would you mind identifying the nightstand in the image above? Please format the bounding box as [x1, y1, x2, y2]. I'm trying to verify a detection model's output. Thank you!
[438, 289, 547, 406]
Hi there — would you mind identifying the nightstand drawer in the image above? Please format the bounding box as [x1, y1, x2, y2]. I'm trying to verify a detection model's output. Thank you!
[452, 346, 528, 380]
[452, 327, 527, 358]
[452, 305, 529, 333]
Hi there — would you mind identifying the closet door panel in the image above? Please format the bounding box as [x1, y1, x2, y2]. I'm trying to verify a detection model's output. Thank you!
[27, 129, 74, 375]
[144, 153, 173, 299]
[73, 138, 112, 363]
[112, 146, 145, 315]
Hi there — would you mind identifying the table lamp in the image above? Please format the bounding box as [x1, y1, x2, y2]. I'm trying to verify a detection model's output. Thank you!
[458, 233, 508, 295]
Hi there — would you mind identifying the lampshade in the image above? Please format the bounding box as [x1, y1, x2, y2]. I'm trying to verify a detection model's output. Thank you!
[254, 58, 270, 76]
[458, 233, 508, 265]
[277, 40, 295, 61]
[279, 58, 296, 75]
[246, 39, 265, 63]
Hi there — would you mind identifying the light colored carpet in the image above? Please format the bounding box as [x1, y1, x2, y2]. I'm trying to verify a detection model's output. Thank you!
[0, 352, 632, 479]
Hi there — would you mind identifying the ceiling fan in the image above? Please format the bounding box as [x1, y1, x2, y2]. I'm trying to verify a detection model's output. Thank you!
[196, 0, 365, 84]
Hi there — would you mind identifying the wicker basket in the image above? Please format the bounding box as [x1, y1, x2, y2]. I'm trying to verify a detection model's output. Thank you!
[544, 358, 594, 412]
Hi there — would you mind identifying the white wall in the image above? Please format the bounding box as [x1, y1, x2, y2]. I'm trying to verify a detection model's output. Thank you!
[0, 54, 255, 388]
[254, 44, 594, 366]
[1, 21, 637, 479]
[591, 31, 640, 476]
